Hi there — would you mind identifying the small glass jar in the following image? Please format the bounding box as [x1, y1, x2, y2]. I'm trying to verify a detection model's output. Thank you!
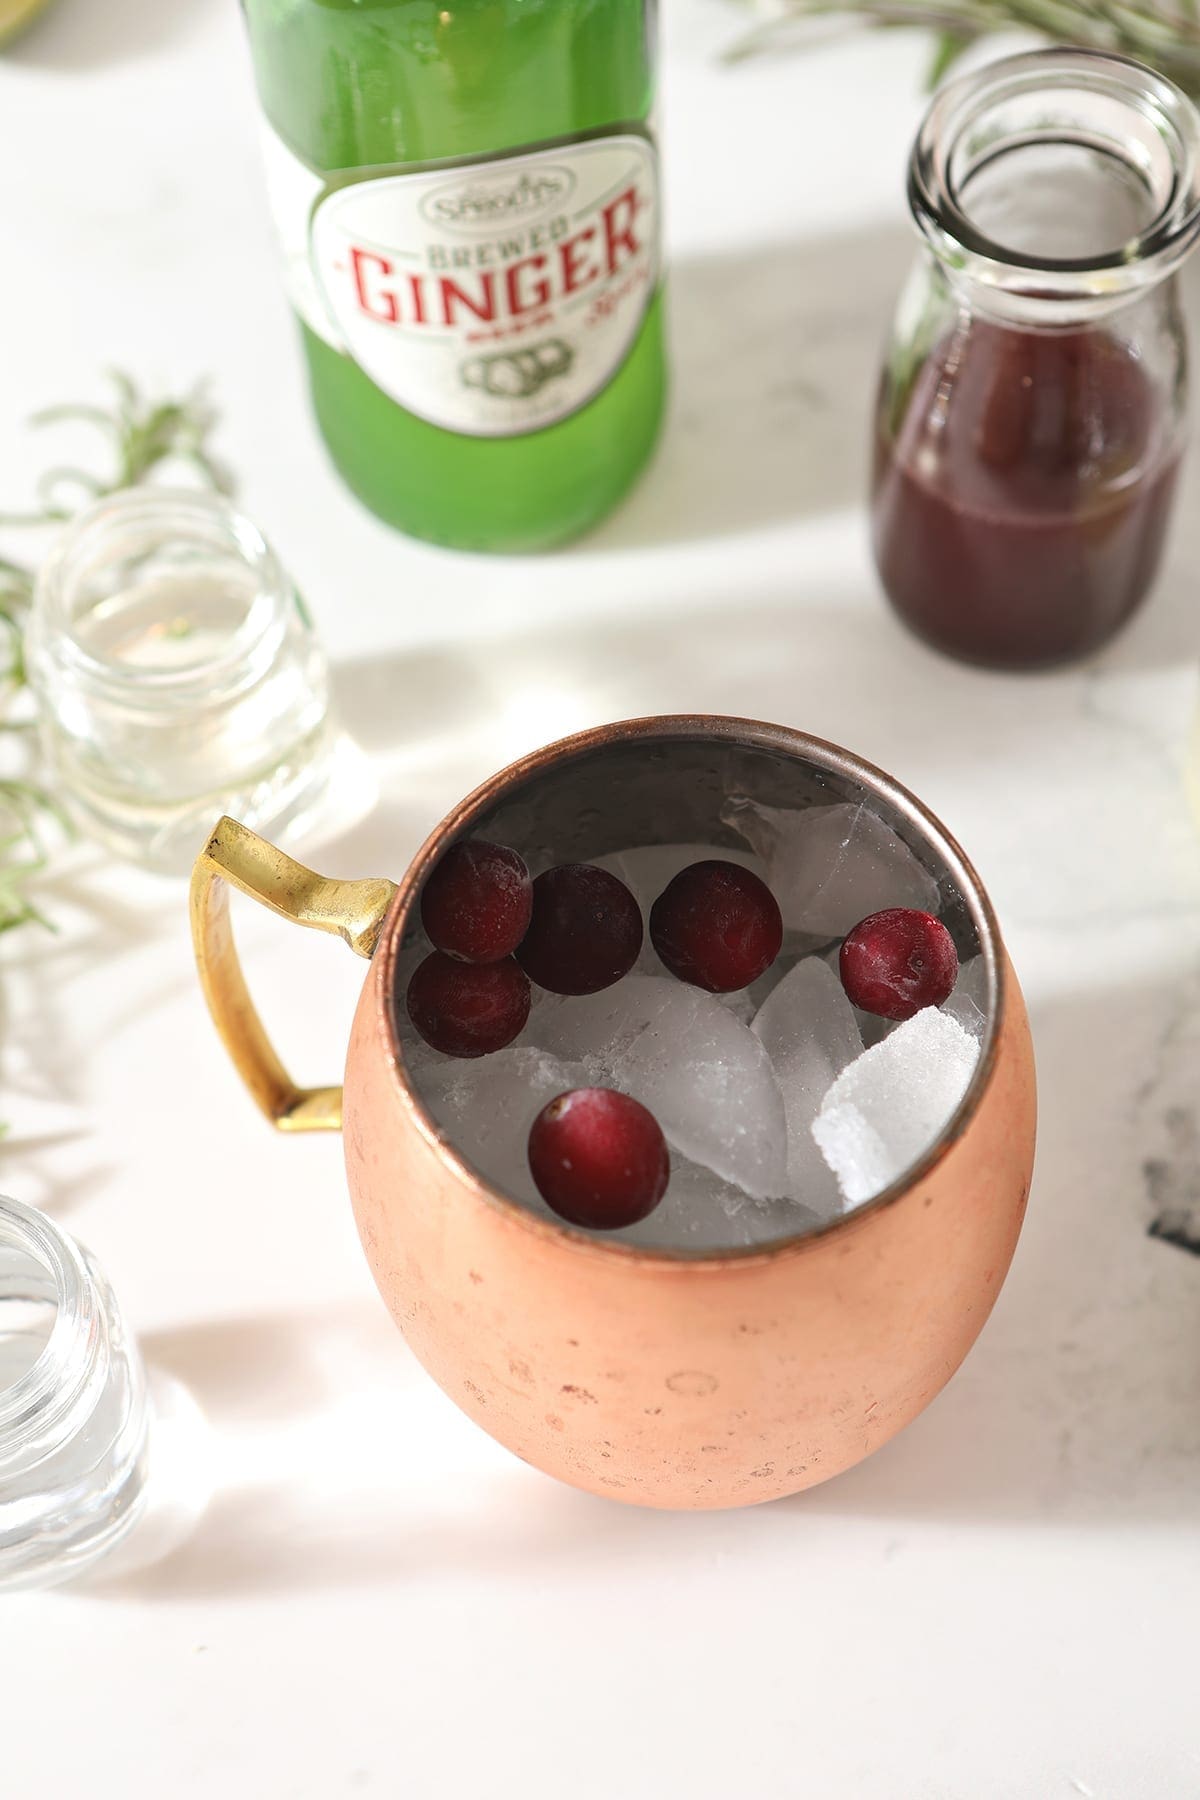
[0, 1195, 150, 1590]
[26, 487, 337, 873]
[872, 49, 1200, 672]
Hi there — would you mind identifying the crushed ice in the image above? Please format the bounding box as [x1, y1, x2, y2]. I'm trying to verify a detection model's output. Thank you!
[402, 818, 986, 1245]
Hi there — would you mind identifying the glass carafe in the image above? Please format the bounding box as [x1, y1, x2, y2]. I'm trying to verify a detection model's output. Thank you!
[872, 49, 1200, 672]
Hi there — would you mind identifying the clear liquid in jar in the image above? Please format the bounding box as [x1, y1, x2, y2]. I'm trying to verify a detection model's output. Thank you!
[73, 565, 264, 673]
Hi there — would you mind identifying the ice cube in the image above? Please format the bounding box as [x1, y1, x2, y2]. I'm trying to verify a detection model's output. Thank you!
[942, 954, 989, 1040]
[722, 797, 941, 938]
[591, 842, 768, 913]
[614, 1152, 825, 1251]
[811, 1007, 980, 1208]
[718, 942, 806, 1022]
[418, 1045, 591, 1212]
[528, 975, 788, 1198]
[817, 942, 895, 1049]
[752, 957, 862, 1216]
[713, 987, 757, 1026]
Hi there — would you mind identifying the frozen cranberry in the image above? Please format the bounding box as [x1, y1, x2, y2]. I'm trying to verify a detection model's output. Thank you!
[649, 860, 782, 993]
[839, 907, 958, 1022]
[406, 951, 530, 1057]
[515, 864, 643, 996]
[528, 1088, 670, 1230]
[420, 839, 532, 964]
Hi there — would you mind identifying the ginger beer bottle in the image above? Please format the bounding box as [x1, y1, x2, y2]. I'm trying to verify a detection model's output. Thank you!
[242, 0, 666, 552]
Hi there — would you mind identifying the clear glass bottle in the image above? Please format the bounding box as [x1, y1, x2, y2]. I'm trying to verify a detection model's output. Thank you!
[26, 487, 337, 874]
[873, 49, 1200, 672]
[0, 1195, 150, 1590]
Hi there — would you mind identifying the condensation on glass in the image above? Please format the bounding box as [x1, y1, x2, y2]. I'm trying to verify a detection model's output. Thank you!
[873, 49, 1200, 671]
[26, 487, 336, 873]
[0, 1195, 151, 1590]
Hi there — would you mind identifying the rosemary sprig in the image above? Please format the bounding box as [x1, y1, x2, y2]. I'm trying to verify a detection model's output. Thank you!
[728, 0, 1200, 91]
[0, 371, 229, 935]
[0, 369, 233, 528]
[0, 779, 70, 936]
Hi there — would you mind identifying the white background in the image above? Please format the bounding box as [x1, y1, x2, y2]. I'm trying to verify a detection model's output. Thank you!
[2, 1, 1199, 1795]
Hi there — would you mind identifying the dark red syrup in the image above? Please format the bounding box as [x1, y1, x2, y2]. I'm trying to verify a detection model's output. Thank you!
[871, 318, 1181, 670]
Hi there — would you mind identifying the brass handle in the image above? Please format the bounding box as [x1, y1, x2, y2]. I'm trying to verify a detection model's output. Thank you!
[189, 816, 398, 1134]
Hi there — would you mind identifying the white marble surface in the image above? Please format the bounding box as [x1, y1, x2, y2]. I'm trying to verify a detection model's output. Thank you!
[2, 2, 1200, 1795]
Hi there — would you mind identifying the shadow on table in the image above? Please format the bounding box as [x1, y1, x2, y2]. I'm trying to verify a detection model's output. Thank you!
[93, 967, 1199, 1606]
[0, 858, 182, 1217]
[102, 1303, 694, 1601]
[790, 975, 1200, 1532]
[5, 0, 212, 68]
[584, 224, 910, 549]
[0, 1128, 117, 1222]
[323, 480, 1200, 888]
[593, 222, 1200, 558]
[0, 854, 198, 1221]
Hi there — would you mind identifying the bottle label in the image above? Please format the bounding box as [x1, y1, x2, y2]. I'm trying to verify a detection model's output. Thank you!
[259, 128, 660, 438]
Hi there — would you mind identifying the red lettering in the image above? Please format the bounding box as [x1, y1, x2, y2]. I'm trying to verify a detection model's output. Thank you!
[504, 254, 551, 316]
[350, 247, 399, 324]
[438, 273, 497, 325]
[349, 205, 647, 335]
[559, 226, 598, 296]
[601, 187, 643, 273]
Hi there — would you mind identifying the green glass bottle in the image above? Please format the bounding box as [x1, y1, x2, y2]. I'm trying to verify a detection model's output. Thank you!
[242, 0, 666, 552]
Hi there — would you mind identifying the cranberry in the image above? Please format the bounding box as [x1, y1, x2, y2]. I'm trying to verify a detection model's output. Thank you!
[528, 1088, 670, 1230]
[406, 951, 530, 1057]
[515, 864, 643, 996]
[420, 839, 532, 964]
[839, 908, 958, 1021]
[649, 860, 783, 993]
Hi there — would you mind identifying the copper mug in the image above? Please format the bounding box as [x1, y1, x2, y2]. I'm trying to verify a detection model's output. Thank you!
[190, 715, 1036, 1509]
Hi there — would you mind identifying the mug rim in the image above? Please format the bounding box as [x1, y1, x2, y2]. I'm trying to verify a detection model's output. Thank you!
[371, 714, 1005, 1266]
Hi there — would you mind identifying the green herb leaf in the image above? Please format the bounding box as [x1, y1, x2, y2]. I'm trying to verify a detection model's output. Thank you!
[927, 26, 973, 82]
[729, 0, 1200, 94]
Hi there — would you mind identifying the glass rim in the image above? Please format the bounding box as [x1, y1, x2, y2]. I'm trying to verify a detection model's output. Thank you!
[30, 485, 292, 700]
[909, 47, 1200, 298]
[381, 714, 1005, 1265]
[0, 1195, 98, 1446]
